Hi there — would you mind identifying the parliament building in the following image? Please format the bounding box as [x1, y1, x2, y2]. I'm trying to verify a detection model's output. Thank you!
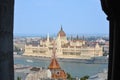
[23, 27, 103, 59]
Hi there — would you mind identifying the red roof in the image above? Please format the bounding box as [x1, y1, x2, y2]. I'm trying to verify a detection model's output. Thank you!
[48, 58, 61, 69]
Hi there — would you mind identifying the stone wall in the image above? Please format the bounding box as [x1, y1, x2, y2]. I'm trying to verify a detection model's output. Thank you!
[0, 0, 14, 80]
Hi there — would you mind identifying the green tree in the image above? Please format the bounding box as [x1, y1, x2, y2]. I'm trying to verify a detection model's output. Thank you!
[80, 75, 89, 80]
[17, 76, 21, 80]
[67, 73, 72, 80]
[14, 46, 20, 52]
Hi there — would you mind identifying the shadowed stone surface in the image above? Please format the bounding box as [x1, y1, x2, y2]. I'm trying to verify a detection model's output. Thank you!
[101, 0, 120, 80]
[0, 0, 14, 80]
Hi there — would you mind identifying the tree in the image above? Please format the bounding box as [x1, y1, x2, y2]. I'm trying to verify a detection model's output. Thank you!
[80, 75, 89, 80]
[17, 76, 21, 80]
[67, 73, 72, 80]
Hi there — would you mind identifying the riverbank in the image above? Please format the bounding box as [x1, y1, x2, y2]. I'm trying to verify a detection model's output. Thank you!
[14, 54, 108, 64]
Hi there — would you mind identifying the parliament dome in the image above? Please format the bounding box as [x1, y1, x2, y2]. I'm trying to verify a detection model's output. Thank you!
[57, 26, 66, 37]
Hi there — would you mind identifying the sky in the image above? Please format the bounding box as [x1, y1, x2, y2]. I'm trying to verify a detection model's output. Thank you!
[14, 0, 109, 36]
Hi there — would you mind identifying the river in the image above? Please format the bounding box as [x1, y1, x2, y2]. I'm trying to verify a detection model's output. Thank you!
[14, 55, 108, 79]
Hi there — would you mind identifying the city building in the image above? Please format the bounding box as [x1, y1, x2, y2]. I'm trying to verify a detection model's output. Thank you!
[23, 27, 103, 59]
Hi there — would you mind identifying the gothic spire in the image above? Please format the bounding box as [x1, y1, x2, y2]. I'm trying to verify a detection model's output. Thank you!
[61, 25, 63, 31]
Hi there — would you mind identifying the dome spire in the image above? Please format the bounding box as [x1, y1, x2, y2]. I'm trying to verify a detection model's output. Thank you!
[57, 25, 66, 37]
[61, 25, 63, 31]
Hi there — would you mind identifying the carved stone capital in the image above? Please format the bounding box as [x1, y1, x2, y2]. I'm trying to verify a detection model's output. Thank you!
[100, 0, 120, 20]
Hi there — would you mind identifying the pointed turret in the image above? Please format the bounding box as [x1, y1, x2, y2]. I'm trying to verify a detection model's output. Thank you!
[48, 41, 67, 79]
[71, 35, 73, 41]
[76, 35, 79, 40]
[61, 25, 63, 31]
[48, 41, 61, 69]
[47, 33, 49, 42]
[95, 42, 100, 48]
[46, 33, 50, 47]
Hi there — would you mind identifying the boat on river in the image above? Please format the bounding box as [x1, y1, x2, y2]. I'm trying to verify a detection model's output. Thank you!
[26, 59, 33, 63]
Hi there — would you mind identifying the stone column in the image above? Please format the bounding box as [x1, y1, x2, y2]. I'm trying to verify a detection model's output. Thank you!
[100, 0, 120, 80]
[0, 0, 14, 80]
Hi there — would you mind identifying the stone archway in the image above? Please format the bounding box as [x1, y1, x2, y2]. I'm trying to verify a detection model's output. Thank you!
[0, 0, 120, 80]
